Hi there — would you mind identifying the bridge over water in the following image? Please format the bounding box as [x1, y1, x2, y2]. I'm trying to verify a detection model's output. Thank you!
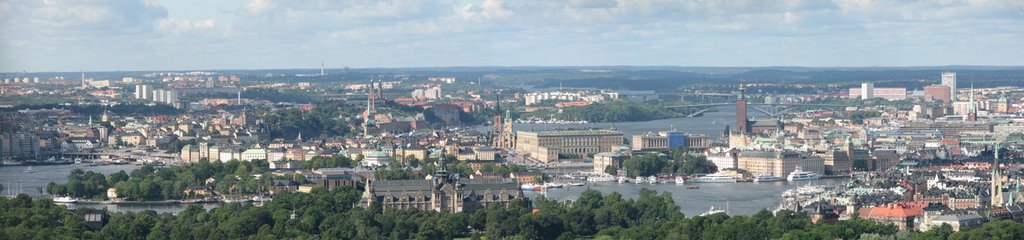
[668, 103, 849, 118]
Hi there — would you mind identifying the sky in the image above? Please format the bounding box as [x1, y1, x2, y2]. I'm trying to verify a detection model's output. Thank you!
[1, 0, 1023, 72]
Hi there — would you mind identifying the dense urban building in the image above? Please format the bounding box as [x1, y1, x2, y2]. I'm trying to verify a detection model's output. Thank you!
[515, 129, 623, 163]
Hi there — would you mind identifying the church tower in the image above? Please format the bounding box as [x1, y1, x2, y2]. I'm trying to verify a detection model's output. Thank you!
[992, 144, 1004, 207]
[967, 82, 978, 121]
[492, 93, 503, 133]
[363, 81, 377, 137]
[736, 82, 749, 134]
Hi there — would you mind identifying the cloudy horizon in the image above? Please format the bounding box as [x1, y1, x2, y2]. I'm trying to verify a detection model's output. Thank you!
[2, 0, 1023, 72]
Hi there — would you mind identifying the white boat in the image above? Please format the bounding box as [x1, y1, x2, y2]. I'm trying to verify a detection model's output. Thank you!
[635, 176, 644, 184]
[617, 176, 627, 184]
[646, 176, 658, 184]
[781, 185, 826, 197]
[520, 183, 543, 191]
[699, 206, 726, 216]
[568, 182, 585, 187]
[586, 175, 616, 182]
[689, 173, 737, 183]
[674, 176, 686, 184]
[53, 196, 78, 203]
[23, 167, 36, 173]
[543, 182, 564, 188]
[786, 167, 820, 181]
[251, 196, 272, 202]
[223, 197, 253, 203]
[753, 175, 784, 183]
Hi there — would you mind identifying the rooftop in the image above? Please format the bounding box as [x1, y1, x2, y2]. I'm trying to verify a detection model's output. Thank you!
[521, 129, 623, 137]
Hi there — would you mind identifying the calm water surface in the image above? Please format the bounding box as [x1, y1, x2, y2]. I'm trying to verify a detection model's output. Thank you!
[524, 179, 845, 217]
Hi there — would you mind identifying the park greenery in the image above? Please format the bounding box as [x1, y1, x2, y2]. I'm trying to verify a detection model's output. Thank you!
[621, 152, 719, 177]
[553, 101, 682, 122]
[260, 101, 432, 139]
[46, 160, 274, 201]
[5, 186, 1023, 239]
[0, 102, 181, 116]
[300, 155, 355, 169]
[260, 104, 356, 139]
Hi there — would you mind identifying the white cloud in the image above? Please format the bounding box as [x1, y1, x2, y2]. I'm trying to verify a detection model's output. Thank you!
[156, 18, 216, 35]
[24, 0, 168, 31]
[244, 0, 274, 14]
[2, 0, 1023, 71]
[567, 0, 618, 9]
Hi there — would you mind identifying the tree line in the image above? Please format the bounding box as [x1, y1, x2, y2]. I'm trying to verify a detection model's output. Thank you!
[621, 152, 718, 177]
[4, 186, 1021, 239]
[46, 160, 275, 201]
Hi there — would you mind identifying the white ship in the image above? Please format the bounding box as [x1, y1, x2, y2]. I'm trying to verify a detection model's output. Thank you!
[753, 175, 784, 183]
[674, 176, 686, 184]
[786, 167, 820, 181]
[646, 176, 659, 184]
[688, 173, 737, 183]
[543, 182, 565, 188]
[699, 205, 726, 216]
[53, 196, 78, 203]
[521, 183, 543, 191]
[587, 175, 616, 182]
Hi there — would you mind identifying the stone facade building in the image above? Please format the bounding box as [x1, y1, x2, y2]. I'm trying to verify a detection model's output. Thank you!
[360, 163, 524, 213]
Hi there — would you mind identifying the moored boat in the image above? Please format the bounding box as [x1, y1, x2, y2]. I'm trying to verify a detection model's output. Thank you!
[786, 167, 820, 181]
[688, 173, 737, 183]
[53, 196, 78, 203]
[754, 175, 784, 183]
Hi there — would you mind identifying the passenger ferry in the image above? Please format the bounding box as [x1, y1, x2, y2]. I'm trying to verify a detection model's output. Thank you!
[753, 175, 784, 183]
[688, 173, 737, 183]
[674, 176, 686, 184]
[786, 167, 820, 181]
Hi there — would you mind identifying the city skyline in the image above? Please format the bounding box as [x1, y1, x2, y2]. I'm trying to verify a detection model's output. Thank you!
[1, 0, 1023, 72]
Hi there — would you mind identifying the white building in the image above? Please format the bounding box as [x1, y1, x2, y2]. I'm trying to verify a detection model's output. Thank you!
[523, 90, 617, 106]
[218, 148, 243, 162]
[135, 85, 150, 99]
[942, 72, 957, 101]
[706, 149, 738, 169]
[361, 150, 390, 167]
[241, 148, 267, 161]
[861, 83, 874, 100]
[412, 86, 442, 100]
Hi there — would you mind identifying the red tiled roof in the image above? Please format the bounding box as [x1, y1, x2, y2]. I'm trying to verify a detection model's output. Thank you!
[859, 202, 927, 218]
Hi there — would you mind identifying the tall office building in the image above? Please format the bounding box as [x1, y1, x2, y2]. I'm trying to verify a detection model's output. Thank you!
[941, 72, 957, 101]
[134, 85, 146, 99]
[165, 90, 178, 105]
[860, 82, 874, 100]
[136, 85, 150, 100]
[153, 89, 165, 103]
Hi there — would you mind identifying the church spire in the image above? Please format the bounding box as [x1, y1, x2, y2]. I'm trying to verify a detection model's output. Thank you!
[992, 142, 1004, 207]
[737, 80, 745, 100]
